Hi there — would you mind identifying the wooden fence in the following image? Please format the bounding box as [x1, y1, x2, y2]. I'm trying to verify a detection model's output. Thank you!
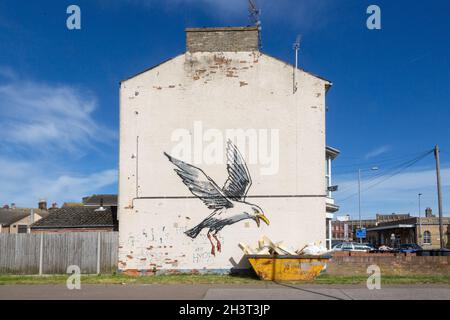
[0, 232, 119, 274]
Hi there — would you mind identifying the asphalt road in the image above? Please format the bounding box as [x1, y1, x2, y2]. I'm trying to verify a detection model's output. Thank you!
[1, 283, 450, 300]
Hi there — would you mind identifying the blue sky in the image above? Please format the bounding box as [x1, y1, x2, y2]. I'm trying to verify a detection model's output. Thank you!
[0, 0, 449, 218]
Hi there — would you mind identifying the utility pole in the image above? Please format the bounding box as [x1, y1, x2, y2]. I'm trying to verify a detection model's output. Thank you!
[357, 167, 379, 244]
[418, 193, 422, 245]
[434, 145, 444, 250]
[358, 169, 362, 243]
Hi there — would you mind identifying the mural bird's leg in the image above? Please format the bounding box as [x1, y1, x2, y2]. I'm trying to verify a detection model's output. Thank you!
[207, 231, 216, 256]
[213, 231, 221, 252]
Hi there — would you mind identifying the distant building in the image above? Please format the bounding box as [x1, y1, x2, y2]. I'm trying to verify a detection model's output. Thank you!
[82, 194, 117, 207]
[331, 213, 411, 243]
[30, 194, 118, 233]
[425, 207, 435, 218]
[376, 213, 411, 223]
[0, 203, 49, 234]
[62, 202, 84, 207]
[31, 206, 118, 233]
[367, 209, 449, 249]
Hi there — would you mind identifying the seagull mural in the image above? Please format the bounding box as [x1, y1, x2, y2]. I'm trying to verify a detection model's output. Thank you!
[164, 139, 270, 256]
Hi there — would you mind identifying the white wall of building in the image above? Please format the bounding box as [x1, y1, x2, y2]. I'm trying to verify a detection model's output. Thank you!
[118, 50, 330, 272]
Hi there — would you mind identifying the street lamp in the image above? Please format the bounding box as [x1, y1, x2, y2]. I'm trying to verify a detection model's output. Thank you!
[358, 166, 379, 243]
[418, 193, 422, 245]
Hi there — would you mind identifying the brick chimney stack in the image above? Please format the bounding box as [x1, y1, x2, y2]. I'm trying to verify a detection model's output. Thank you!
[425, 207, 434, 218]
[38, 199, 47, 211]
[185, 26, 259, 53]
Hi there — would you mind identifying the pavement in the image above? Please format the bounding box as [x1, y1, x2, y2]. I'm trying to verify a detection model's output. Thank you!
[1, 283, 450, 300]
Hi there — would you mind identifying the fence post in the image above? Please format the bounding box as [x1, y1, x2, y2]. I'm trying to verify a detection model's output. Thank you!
[96, 232, 101, 275]
[38, 233, 44, 276]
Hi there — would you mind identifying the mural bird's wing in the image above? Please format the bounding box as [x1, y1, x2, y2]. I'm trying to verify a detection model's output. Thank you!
[222, 139, 252, 201]
[164, 153, 233, 210]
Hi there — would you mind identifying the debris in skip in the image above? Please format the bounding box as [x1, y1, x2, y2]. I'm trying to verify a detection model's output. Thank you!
[244, 236, 331, 281]
[239, 236, 329, 256]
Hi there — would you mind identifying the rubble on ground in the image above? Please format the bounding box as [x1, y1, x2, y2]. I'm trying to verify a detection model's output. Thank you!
[239, 236, 329, 256]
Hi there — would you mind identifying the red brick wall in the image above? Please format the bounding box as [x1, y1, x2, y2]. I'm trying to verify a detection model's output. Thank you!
[326, 252, 450, 276]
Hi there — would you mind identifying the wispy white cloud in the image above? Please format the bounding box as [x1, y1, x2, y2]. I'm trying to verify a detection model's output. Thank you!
[0, 78, 116, 155]
[334, 166, 450, 218]
[364, 145, 392, 159]
[0, 156, 117, 207]
[0, 71, 118, 207]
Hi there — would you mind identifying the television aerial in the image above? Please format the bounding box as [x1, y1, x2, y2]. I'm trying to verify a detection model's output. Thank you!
[248, 0, 262, 49]
[293, 35, 301, 93]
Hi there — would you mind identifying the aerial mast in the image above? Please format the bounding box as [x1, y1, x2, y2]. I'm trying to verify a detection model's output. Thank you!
[248, 0, 262, 49]
[293, 35, 301, 93]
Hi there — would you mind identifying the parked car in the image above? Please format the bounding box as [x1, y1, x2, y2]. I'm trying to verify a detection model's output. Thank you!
[395, 243, 423, 253]
[332, 242, 373, 252]
[362, 243, 376, 251]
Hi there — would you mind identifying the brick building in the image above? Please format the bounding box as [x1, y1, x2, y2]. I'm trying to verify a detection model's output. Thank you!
[332, 217, 376, 242]
[332, 213, 411, 243]
[367, 209, 450, 249]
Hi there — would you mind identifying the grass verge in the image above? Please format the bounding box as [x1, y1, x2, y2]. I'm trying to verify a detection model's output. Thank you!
[0, 274, 260, 285]
[0, 273, 450, 285]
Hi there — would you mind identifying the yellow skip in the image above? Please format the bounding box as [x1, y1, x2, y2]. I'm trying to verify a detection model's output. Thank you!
[248, 255, 330, 281]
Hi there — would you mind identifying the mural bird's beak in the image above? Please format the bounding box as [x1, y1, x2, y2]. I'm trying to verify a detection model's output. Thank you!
[255, 214, 270, 227]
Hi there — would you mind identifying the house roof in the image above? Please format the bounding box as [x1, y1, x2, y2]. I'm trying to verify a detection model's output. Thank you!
[31, 206, 117, 229]
[62, 202, 83, 207]
[0, 208, 48, 226]
[367, 224, 416, 232]
[82, 194, 117, 206]
[0, 210, 30, 227]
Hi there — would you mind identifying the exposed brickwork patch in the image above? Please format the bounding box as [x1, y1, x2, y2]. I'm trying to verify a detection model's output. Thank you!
[186, 27, 259, 52]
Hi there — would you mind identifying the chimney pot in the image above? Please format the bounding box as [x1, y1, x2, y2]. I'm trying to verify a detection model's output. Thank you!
[38, 199, 47, 211]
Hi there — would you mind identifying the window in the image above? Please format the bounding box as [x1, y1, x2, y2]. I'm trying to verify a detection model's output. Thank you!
[342, 243, 353, 251]
[423, 231, 431, 244]
[17, 225, 28, 233]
